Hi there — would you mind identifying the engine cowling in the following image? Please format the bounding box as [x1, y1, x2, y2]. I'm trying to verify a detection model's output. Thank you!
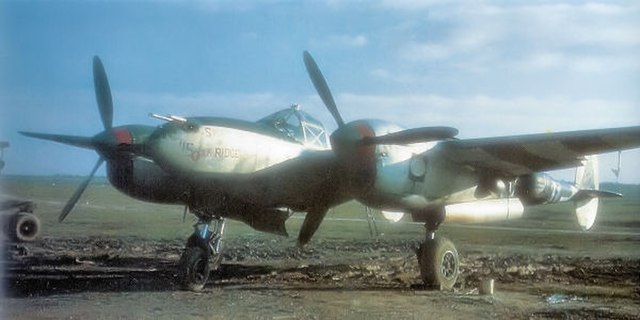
[514, 173, 577, 206]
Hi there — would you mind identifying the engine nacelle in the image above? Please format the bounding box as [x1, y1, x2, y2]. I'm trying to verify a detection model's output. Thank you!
[353, 120, 436, 209]
[514, 173, 577, 206]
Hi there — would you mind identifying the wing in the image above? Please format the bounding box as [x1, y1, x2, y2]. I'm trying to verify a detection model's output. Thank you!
[436, 126, 640, 177]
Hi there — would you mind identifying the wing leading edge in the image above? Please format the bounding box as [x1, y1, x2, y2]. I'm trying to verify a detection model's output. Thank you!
[436, 126, 640, 177]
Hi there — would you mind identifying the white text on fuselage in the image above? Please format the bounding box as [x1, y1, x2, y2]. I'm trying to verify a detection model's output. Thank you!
[179, 140, 240, 161]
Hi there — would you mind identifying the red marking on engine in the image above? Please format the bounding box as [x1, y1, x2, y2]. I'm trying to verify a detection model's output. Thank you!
[113, 128, 132, 145]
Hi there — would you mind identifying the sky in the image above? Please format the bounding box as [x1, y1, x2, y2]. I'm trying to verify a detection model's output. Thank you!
[0, 0, 639, 183]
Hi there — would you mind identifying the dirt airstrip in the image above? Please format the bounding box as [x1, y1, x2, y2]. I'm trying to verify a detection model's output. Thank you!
[1, 178, 639, 319]
[3, 234, 639, 319]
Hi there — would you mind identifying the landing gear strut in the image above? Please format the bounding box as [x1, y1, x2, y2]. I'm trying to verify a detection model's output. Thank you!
[179, 216, 225, 291]
[416, 214, 459, 290]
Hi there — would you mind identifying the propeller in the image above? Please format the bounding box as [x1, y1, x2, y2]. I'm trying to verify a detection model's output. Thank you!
[303, 51, 345, 128]
[297, 207, 329, 247]
[303, 51, 458, 146]
[58, 158, 105, 222]
[21, 56, 115, 222]
[93, 56, 114, 130]
[298, 51, 459, 245]
[54, 56, 114, 222]
[19, 132, 95, 150]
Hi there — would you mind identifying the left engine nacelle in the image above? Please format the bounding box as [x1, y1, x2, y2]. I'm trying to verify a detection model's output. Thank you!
[514, 173, 577, 206]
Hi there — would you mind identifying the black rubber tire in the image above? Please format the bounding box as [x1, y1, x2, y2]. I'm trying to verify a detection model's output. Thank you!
[417, 236, 459, 290]
[179, 246, 210, 291]
[10, 212, 41, 242]
[185, 234, 222, 271]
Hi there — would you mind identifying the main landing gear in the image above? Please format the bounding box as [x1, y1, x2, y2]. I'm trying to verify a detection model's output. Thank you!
[179, 216, 226, 291]
[416, 220, 460, 290]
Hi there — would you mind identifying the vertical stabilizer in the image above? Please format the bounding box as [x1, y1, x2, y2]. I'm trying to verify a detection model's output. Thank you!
[574, 155, 599, 230]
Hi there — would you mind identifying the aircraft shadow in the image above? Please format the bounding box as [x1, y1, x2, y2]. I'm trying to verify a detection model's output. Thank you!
[4, 256, 414, 298]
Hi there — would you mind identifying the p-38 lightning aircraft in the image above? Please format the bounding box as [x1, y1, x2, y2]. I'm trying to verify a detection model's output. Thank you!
[22, 52, 640, 291]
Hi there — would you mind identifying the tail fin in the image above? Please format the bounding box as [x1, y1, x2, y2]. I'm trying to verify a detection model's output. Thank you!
[573, 155, 621, 230]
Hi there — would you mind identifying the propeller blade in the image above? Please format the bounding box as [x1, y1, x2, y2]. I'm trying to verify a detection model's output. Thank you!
[93, 56, 113, 130]
[20, 131, 96, 150]
[361, 127, 459, 145]
[297, 206, 329, 247]
[303, 51, 345, 128]
[59, 158, 104, 222]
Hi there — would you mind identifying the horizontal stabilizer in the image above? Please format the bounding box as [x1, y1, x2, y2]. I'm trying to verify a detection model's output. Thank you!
[571, 189, 622, 203]
[20, 132, 95, 150]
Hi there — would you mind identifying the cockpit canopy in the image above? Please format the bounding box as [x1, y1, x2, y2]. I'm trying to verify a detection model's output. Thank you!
[257, 105, 330, 150]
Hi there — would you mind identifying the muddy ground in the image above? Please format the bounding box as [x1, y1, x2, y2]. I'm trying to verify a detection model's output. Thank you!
[2, 235, 639, 319]
[1, 178, 639, 319]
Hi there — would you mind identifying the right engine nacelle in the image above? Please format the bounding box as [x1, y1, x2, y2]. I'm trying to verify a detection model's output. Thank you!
[514, 173, 577, 206]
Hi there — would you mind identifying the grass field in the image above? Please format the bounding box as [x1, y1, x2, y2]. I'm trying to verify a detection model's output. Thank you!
[2, 175, 639, 257]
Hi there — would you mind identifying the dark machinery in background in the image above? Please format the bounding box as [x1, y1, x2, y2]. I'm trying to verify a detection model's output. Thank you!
[1, 141, 41, 242]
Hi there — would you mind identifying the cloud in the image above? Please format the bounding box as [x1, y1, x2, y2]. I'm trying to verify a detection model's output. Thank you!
[332, 92, 638, 136]
[515, 52, 640, 73]
[393, 1, 640, 74]
[118, 89, 637, 140]
[311, 34, 369, 48]
[188, 0, 290, 12]
[376, 0, 457, 10]
[117, 91, 294, 121]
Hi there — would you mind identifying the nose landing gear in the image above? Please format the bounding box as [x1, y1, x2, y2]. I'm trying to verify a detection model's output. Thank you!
[179, 216, 225, 291]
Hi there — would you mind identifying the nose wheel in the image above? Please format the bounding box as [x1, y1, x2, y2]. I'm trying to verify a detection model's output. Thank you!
[180, 246, 211, 291]
[179, 216, 225, 291]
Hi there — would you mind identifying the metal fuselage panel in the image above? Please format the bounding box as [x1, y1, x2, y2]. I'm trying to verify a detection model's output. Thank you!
[107, 119, 324, 217]
[148, 123, 306, 175]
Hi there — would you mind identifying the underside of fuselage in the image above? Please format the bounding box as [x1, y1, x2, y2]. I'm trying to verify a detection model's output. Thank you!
[106, 156, 187, 204]
[104, 149, 351, 237]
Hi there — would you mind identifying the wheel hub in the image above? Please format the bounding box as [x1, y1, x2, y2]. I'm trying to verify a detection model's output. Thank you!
[440, 250, 457, 279]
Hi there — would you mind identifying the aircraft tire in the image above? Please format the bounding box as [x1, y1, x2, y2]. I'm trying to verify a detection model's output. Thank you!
[417, 236, 459, 290]
[179, 246, 210, 292]
[185, 234, 223, 271]
[7, 212, 41, 242]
